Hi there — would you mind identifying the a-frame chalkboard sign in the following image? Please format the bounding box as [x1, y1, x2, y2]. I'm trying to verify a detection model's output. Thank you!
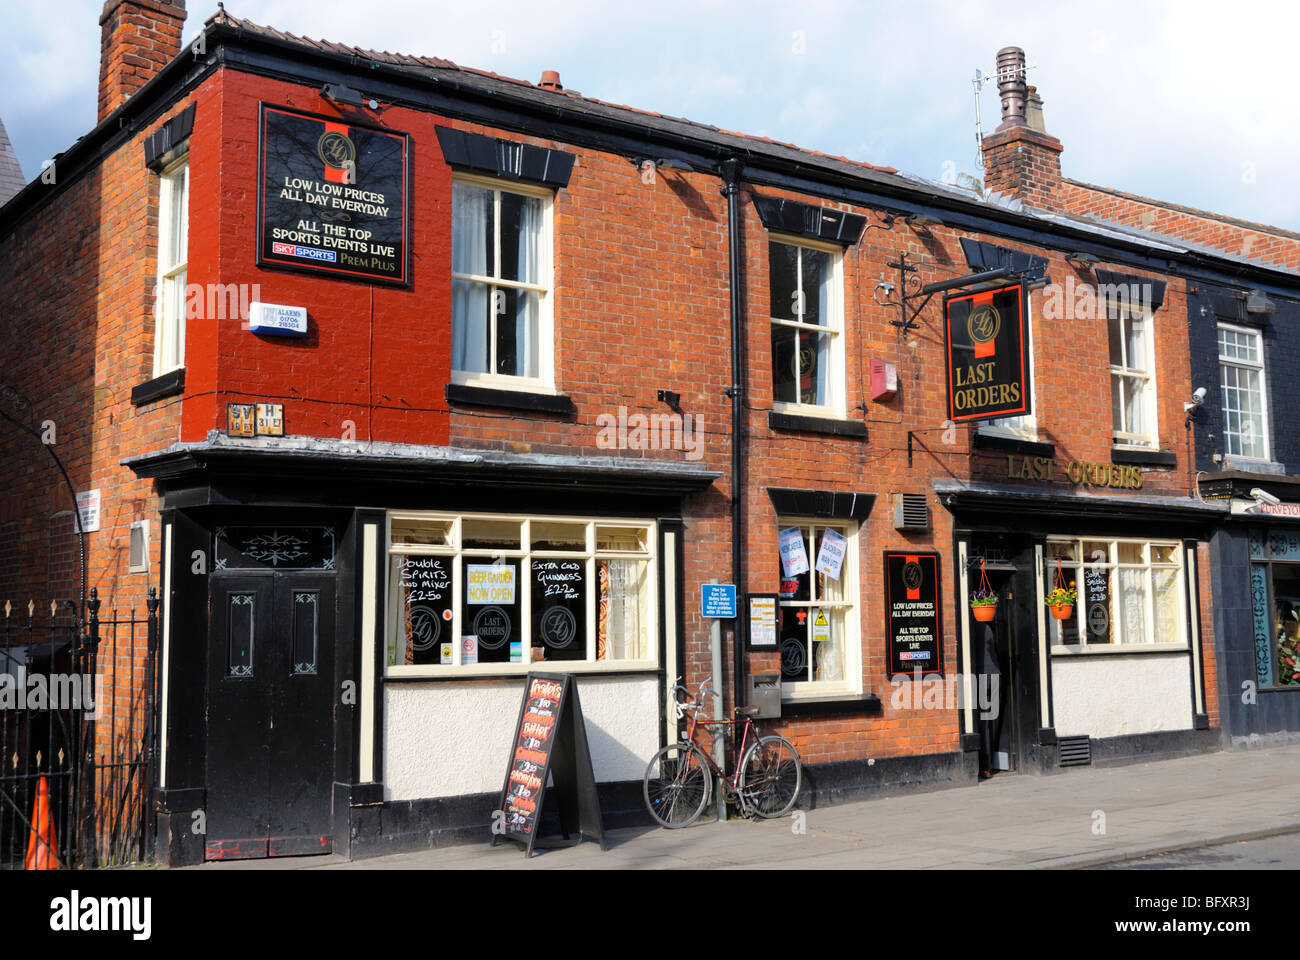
[493, 672, 607, 857]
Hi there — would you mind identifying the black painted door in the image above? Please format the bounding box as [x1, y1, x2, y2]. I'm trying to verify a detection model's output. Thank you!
[207, 572, 336, 860]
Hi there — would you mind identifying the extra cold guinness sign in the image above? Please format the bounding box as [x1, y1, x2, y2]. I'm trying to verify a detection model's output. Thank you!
[943, 282, 1032, 423]
[257, 104, 410, 285]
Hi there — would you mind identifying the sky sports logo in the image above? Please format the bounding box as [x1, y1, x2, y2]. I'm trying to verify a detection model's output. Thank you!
[271, 241, 337, 263]
[50, 891, 150, 940]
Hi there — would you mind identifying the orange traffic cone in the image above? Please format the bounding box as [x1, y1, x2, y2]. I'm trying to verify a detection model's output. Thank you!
[24, 775, 62, 870]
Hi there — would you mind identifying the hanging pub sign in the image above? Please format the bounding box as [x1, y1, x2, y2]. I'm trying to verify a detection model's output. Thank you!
[257, 104, 410, 285]
[884, 551, 943, 678]
[943, 282, 1032, 423]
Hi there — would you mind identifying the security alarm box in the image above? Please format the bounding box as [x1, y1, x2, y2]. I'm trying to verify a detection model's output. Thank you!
[870, 359, 898, 401]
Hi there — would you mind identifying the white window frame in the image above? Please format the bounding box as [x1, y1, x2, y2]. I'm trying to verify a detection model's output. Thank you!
[450, 173, 555, 393]
[978, 290, 1037, 441]
[385, 511, 657, 678]
[153, 158, 188, 377]
[1110, 303, 1159, 448]
[768, 235, 846, 419]
[775, 518, 862, 700]
[1216, 322, 1271, 462]
[1045, 536, 1188, 654]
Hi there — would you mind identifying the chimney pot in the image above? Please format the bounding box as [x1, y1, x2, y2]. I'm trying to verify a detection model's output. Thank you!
[539, 70, 562, 91]
[995, 46, 1027, 130]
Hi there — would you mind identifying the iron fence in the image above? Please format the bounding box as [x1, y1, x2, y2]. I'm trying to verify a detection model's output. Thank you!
[0, 588, 158, 869]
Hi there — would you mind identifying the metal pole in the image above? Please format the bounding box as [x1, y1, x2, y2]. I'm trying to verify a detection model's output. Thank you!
[709, 600, 727, 823]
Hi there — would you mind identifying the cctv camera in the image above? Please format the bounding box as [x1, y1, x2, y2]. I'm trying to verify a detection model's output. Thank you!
[1251, 488, 1281, 507]
[1192, 387, 1207, 405]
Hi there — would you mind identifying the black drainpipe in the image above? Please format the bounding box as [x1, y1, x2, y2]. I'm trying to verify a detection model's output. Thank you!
[721, 157, 746, 710]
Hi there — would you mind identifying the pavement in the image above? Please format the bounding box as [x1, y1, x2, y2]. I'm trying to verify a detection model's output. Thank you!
[193, 743, 1300, 870]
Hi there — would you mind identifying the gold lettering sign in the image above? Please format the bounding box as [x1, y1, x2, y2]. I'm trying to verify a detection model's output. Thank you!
[1006, 456, 1143, 490]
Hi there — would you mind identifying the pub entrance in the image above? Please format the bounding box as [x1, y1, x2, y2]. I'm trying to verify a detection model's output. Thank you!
[966, 536, 1039, 779]
[205, 570, 337, 860]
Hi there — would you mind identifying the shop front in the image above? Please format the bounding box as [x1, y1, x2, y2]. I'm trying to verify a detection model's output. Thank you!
[1200, 476, 1300, 746]
[128, 437, 717, 865]
[938, 479, 1223, 773]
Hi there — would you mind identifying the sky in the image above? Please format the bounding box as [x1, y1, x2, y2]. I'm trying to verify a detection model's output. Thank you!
[2, 0, 1299, 230]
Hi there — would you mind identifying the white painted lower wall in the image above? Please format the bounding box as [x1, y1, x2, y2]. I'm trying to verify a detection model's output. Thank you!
[1051, 653, 1193, 740]
[383, 674, 660, 801]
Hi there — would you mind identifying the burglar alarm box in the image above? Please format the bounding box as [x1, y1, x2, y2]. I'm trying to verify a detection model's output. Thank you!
[870, 359, 897, 401]
[747, 673, 782, 719]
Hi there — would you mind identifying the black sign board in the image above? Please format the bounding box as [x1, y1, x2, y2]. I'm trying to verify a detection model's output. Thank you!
[397, 556, 453, 665]
[494, 673, 606, 857]
[884, 551, 943, 678]
[257, 104, 410, 285]
[943, 282, 1032, 423]
[532, 561, 586, 661]
[1084, 567, 1112, 643]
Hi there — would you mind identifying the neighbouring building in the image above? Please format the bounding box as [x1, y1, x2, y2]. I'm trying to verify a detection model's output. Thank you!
[3, 6, 1295, 867]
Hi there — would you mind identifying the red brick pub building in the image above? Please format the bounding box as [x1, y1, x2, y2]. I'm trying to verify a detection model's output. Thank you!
[5, 4, 1296, 865]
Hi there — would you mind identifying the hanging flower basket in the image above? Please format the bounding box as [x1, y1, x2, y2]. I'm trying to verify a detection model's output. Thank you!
[1046, 560, 1077, 622]
[970, 558, 998, 622]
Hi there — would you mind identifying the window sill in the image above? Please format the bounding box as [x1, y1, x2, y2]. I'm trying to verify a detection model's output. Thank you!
[384, 659, 657, 680]
[1050, 643, 1189, 657]
[131, 368, 185, 406]
[768, 410, 867, 439]
[445, 382, 575, 416]
[1110, 446, 1177, 467]
[779, 692, 882, 717]
[972, 431, 1054, 458]
[1222, 456, 1285, 476]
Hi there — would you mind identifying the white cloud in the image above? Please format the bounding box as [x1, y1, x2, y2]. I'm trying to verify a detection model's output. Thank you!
[0, 0, 1297, 229]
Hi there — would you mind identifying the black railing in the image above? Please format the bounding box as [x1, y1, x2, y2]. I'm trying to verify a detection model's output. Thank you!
[0, 589, 158, 869]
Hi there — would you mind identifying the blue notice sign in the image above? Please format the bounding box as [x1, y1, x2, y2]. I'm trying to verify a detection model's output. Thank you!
[701, 583, 737, 619]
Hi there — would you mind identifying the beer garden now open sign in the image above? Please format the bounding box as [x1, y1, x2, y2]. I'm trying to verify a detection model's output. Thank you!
[257, 104, 410, 285]
[943, 282, 1033, 423]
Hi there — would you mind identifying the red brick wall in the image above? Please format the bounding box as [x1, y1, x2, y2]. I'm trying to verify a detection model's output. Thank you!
[1059, 180, 1300, 272]
[0, 83, 201, 612]
[181, 71, 451, 447]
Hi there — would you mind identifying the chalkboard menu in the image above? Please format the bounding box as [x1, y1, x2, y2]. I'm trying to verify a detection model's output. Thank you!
[532, 561, 586, 661]
[1084, 567, 1112, 643]
[397, 556, 452, 665]
[495, 673, 605, 857]
[884, 551, 943, 677]
[257, 104, 410, 285]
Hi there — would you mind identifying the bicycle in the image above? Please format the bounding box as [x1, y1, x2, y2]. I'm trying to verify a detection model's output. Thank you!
[642, 678, 802, 828]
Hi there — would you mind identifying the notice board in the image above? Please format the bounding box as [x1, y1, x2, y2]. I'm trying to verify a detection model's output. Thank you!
[884, 551, 943, 678]
[494, 673, 606, 857]
[257, 104, 410, 285]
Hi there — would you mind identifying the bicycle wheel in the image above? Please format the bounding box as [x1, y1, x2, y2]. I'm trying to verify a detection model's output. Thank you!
[738, 735, 802, 819]
[643, 742, 712, 828]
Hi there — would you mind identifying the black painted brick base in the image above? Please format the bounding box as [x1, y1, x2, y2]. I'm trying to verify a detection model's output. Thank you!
[1087, 727, 1224, 767]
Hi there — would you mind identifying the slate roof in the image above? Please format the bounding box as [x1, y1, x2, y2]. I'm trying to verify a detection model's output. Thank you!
[0, 115, 26, 207]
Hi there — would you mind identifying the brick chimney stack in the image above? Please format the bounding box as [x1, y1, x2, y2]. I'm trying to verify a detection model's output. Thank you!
[98, 0, 187, 122]
[981, 46, 1063, 210]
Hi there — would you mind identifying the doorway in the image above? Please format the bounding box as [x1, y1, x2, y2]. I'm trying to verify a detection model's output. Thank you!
[971, 564, 1017, 775]
[206, 571, 336, 859]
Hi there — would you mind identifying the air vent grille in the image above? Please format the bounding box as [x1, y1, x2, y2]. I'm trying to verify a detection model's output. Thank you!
[1058, 735, 1092, 767]
[892, 493, 930, 531]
